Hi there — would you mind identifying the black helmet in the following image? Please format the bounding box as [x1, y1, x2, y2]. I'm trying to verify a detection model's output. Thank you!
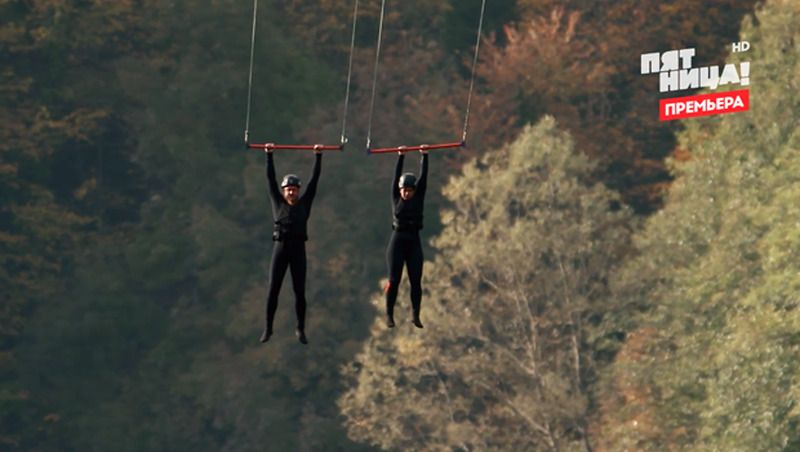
[398, 173, 417, 189]
[281, 174, 301, 188]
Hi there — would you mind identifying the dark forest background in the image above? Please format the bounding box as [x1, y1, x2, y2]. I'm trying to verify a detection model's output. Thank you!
[3, 0, 799, 450]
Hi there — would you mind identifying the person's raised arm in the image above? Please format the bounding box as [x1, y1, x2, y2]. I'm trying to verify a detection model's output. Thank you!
[265, 151, 282, 205]
[416, 150, 429, 199]
[302, 150, 322, 205]
[392, 153, 404, 203]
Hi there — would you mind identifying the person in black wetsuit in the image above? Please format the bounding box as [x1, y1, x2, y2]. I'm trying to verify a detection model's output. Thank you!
[385, 149, 428, 329]
[261, 147, 322, 344]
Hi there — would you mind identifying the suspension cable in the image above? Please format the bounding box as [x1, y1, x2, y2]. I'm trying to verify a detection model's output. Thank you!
[244, 0, 258, 145]
[365, 0, 387, 150]
[340, 0, 360, 145]
[462, 0, 487, 144]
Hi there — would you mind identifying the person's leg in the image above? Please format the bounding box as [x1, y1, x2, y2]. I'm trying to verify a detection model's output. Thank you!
[385, 232, 405, 327]
[407, 234, 424, 328]
[262, 242, 290, 342]
[288, 241, 308, 344]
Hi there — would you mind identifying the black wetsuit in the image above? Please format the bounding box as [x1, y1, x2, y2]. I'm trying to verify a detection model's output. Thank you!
[264, 152, 321, 337]
[385, 153, 428, 324]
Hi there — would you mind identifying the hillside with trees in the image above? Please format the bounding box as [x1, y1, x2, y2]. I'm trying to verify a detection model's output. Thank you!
[4, 0, 792, 450]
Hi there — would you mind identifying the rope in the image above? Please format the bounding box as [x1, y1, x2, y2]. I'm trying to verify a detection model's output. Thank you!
[244, 0, 259, 144]
[462, 0, 487, 144]
[340, 0, 359, 145]
[365, 0, 387, 150]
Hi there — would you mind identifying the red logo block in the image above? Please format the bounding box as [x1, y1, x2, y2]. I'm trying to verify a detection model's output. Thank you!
[660, 89, 749, 121]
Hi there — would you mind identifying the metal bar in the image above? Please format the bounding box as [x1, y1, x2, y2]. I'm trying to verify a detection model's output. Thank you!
[368, 141, 464, 154]
[247, 143, 344, 151]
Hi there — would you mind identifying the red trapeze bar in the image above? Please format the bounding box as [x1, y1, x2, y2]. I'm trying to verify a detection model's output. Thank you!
[247, 143, 344, 151]
[367, 141, 464, 154]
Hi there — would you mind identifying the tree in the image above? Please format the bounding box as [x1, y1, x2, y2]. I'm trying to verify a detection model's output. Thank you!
[598, 0, 800, 449]
[339, 117, 633, 451]
[0, 1, 158, 447]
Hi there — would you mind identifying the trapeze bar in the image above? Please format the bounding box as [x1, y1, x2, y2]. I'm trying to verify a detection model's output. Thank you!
[247, 143, 344, 151]
[367, 141, 464, 154]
